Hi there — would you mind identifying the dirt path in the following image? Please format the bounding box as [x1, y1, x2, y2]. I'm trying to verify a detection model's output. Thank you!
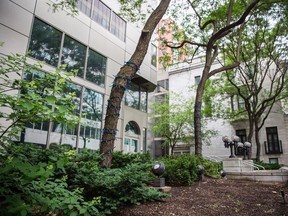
[112, 178, 288, 216]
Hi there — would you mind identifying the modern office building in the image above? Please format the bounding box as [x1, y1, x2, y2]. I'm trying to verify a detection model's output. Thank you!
[0, 0, 158, 154]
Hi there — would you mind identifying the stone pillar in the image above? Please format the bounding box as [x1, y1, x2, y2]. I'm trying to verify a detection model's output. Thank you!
[223, 158, 253, 172]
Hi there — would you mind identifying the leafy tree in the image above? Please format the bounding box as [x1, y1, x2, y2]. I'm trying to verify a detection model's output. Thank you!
[209, 3, 288, 161]
[159, 0, 285, 156]
[0, 53, 79, 149]
[150, 93, 194, 154]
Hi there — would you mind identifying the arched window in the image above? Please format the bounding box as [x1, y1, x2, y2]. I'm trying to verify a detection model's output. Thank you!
[124, 121, 140, 153]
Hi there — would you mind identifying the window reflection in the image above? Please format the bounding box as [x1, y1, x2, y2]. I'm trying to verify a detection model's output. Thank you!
[76, 0, 93, 17]
[125, 82, 140, 109]
[86, 49, 106, 87]
[140, 87, 147, 112]
[92, 0, 111, 30]
[82, 88, 103, 121]
[29, 18, 62, 67]
[110, 12, 126, 41]
[80, 88, 103, 141]
[61, 35, 86, 78]
[125, 83, 147, 112]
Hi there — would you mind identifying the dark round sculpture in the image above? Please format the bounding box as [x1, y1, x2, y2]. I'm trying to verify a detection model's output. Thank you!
[220, 170, 226, 177]
[151, 162, 165, 177]
[198, 165, 205, 175]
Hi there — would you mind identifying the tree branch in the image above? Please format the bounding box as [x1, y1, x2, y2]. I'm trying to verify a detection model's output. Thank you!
[187, 0, 216, 31]
[208, 62, 240, 78]
[210, 0, 260, 44]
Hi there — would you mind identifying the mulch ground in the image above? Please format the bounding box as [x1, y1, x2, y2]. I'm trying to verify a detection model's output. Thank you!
[112, 178, 288, 216]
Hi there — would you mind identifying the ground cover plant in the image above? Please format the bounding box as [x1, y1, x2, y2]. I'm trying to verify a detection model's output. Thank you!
[0, 144, 168, 215]
[159, 154, 222, 186]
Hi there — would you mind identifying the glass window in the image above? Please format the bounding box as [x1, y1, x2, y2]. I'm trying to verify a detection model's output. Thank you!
[140, 87, 147, 112]
[92, 0, 111, 30]
[269, 158, 279, 164]
[81, 88, 103, 142]
[238, 96, 245, 109]
[142, 128, 147, 152]
[125, 121, 140, 135]
[125, 121, 140, 153]
[76, 0, 93, 17]
[82, 88, 103, 121]
[110, 12, 126, 41]
[86, 49, 106, 87]
[195, 76, 201, 85]
[125, 82, 140, 109]
[63, 82, 82, 114]
[151, 44, 157, 67]
[61, 35, 86, 78]
[266, 127, 280, 153]
[29, 18, 62, 67]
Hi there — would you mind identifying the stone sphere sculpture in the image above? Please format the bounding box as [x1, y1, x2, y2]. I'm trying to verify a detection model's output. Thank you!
[151, 162, 165, 177]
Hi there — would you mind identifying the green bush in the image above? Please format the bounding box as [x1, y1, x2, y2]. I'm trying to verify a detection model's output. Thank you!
[254, 160, 282, 170]
[0, 156, 99, 216]
[111, 151, 152, 168]
[159, 154, 222, 186]
[0, 144, 168, 215]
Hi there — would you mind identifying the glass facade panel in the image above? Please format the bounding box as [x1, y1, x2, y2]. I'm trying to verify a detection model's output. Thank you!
[92, 0, 111, 30]
[151, 44, 157, 67]
[110, 12, 126, 41]
[29, 18, 62, 67]
[61, 35, 86, 78]
[76, 0, 93, 17]
[125, 82, 140, 109]
[125, 83, 148, 112]
[82, 88, 103, 121]
[142, 128, 147, 152]
[86, 49, 106, 87]
[140, 87, 147, 112]
[80, 88, 103, 148]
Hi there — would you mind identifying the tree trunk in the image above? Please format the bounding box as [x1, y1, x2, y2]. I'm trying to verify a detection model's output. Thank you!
[194, 72, 209, 155]
[194, 50, 213, 155]
[254, 122, 261, 162]
[247, 117, 254, 159]
[100, 0, 171, 167]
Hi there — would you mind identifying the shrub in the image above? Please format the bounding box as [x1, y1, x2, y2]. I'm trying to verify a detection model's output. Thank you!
[254, 160, 282, 170]
[0, 144, 168, 215]
[159, 154, 222, 186]
[111, 151, 152, 168]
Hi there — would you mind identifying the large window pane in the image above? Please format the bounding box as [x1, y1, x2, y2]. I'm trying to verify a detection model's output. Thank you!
[29, 18, 62, 67]
[61, 35, 86, 78]
[82, 88, 103, 121]
[86, 49, 106, 87]
[63, 82, 82, 114]
[80, 88, 103, 148]
[92, 0, 111, 30]
[151, 44, 157, 67]
[140, 87, 147, 112]
[125, 82, 140, 109]
[110, 12, 126, 41]
[76, 0, 93, 17]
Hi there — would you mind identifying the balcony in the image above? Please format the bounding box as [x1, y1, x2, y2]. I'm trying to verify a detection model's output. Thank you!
[264, 140, 283, 154]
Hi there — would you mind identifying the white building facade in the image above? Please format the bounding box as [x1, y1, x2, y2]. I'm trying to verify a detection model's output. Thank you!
[167, 57, 288, 165]
[0, 0, 158, 154]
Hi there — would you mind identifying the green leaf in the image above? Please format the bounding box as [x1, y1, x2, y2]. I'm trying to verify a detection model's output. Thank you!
[70, 211, 78, 216]
[57, 105, 68, 113]
[46, 95, 57, 105]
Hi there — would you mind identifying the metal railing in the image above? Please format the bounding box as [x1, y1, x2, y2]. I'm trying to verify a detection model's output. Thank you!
[241, 160, 265, 170]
